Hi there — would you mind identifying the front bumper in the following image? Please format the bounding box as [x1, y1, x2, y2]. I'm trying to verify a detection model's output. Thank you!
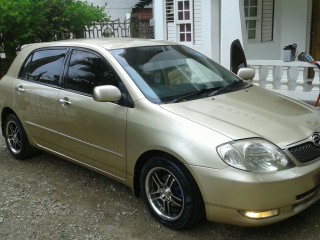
[189, 160, 320, 226]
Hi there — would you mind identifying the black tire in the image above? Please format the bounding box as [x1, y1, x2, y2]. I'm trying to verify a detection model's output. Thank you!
[140, 155, 205, 229]
[3, 114, 37, 160]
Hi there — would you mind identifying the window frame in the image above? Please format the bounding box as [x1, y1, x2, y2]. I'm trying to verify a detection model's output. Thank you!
[63, 48, 116, 96]
[244, 0, 275, 43]
[244, 0, 262, 42]
[175, 0, 193, 44]
[18, 47, 69, 87]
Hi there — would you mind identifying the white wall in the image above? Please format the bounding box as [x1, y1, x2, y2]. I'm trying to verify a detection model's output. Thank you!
[153, 0, 166, 40]
[153, 0, 221, 62]
[220, 0, 244, 68]
[200, 0, 220, 62]
[188, 0, 220, 60]
[279, 0, 310, 54]
[245, 0, 311, 60]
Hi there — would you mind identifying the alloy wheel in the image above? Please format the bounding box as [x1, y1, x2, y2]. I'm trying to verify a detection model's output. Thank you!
[145, 167, 184, 221]
[5, 120, 22, 154]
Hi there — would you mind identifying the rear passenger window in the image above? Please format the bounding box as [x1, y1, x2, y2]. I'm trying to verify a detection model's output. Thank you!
[66, 49, 120, 95]
[19, 49, 67, 86]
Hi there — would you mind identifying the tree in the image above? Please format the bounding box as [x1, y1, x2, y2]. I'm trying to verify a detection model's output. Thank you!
[0, 0, 108, 63]
[134, 0, 153, 9]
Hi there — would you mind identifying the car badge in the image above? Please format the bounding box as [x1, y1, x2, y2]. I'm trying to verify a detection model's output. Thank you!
[312, 133, 320, 147]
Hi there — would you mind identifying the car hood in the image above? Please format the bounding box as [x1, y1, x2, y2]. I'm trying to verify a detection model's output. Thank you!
[161, 86, 320, 148]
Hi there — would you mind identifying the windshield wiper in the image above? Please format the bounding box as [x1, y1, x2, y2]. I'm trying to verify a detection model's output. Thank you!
[170, 87, 213, 103]
[209, 80, 242, 97]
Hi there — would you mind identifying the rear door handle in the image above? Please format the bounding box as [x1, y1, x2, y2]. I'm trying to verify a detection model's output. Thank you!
[15, 85, 25, 94]
[59, 98, 71, 106]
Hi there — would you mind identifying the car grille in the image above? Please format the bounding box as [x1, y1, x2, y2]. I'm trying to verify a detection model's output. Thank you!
[288, 142, 320, 163]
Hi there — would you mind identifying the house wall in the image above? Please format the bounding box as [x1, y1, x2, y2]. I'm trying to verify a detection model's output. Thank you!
[192, 0, 221, 62]
[153, 0, 221, 62]
[203, 0, 221, 62]
[245, 0, 312, 60]
[220, 0, 244, 67]
[155, 0, 312, 67]
[153, 1, 166, 40]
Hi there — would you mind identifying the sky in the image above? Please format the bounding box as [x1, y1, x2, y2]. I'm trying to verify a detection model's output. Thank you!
[84, 0, 140, 20]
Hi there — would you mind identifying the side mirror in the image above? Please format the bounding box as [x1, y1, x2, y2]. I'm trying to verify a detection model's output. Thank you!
[93, 85, 122, 102]
[237, 67, 255, 81]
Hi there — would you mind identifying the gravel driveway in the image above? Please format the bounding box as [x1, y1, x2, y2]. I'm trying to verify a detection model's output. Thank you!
[0, 136, 319, 240]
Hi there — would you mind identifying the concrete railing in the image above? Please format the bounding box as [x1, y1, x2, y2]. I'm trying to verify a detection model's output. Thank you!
[247, 60, 320, 102]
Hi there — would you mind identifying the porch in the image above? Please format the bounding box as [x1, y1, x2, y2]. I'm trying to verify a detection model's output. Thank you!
[247, 60, 320, 104]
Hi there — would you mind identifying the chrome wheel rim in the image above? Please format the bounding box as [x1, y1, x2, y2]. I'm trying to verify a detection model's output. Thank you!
[145, 167, 184, 221]
[5, 120, 22, 154]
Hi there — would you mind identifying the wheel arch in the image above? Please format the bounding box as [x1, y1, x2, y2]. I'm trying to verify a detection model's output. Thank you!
[134, 150, 206, 228]
[133, 150, 202, 201]
[1, 107, 16, 136]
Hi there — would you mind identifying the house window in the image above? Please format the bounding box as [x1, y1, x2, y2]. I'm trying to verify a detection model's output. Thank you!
[244, 0, 274, 42]
[244, 0, 261, 40]
[165, 0, 193, 43]
[177, 0, 193, 42]
[177, 0, 190, 20]
[179, 24, 192, 42]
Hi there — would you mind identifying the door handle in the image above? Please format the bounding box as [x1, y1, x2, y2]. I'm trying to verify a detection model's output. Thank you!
[15, 85, 25, 94]
[58, 98, 71, 106]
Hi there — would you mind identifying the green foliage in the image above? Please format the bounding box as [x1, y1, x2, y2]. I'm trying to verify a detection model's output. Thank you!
[0, 0, 108, 62]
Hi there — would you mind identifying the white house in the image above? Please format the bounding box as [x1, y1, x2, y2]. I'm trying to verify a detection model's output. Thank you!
[82, 0, 319, 102]
[152, 0, 320, 102]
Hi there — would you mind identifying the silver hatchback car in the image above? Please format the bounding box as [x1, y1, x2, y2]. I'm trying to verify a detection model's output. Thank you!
[0, 38, 320, 229]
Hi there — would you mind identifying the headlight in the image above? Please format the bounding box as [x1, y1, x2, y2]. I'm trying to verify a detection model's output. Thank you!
[217, 139, 295, 172]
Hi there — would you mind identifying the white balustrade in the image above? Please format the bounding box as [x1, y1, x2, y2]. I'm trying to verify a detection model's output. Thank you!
[280, 66, 289, 90]
[247, 60, 320, 102]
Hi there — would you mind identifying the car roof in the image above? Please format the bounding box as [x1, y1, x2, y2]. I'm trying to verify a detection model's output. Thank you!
[21, 38, 179, 51]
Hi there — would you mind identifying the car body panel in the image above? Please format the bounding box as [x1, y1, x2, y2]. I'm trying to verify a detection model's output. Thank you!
[13, 79, 61, 149]
[55, 89, 127, 179]
[1, 38, 320, 227]
[125, 98, 231, 175]
[162, 86, 320, 149]
[191, 161, 320, 226]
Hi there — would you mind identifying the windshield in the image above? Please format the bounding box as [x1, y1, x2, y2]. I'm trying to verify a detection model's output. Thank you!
[110, 45, 248, 104]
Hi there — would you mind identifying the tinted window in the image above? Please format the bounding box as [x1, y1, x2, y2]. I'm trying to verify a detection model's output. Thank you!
[20, 49, 67, 85]
[19, 54, 32, 79]
[66, 49, 119, 95]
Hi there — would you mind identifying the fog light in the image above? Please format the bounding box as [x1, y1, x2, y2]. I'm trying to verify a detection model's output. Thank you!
[239, 209, 279, 219]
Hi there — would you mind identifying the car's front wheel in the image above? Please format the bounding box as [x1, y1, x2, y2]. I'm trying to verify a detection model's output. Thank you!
[4, 114, 37, 160]
[140, 155, 204, 229]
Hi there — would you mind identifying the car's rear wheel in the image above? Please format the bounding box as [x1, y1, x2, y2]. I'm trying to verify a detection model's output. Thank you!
[4, 114, 37, 160]
[140, 155, 204, 229]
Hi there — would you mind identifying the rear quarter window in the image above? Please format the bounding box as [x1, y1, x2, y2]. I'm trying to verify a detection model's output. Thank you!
[19, 48, 67, 86]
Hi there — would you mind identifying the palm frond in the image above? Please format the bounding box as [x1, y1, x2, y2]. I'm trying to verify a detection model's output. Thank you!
[134, 0, 152, 9]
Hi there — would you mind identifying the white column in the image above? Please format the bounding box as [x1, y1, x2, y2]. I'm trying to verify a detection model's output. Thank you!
[153, 0, 166, 40]
[265, 66, 275, 89]
[201, 0, 219, 61]
[312, 67, 320, 92]
[280, 66, 289, 90]
[295, 67, 305, 91]
[251, 65, 261, 86]
[313, 67, 320, 84]
[220, 0, 243, 69]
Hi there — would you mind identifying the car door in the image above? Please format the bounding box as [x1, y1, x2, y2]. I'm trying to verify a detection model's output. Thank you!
[56, 48, 127, 179]
[14, 48, 68, 149]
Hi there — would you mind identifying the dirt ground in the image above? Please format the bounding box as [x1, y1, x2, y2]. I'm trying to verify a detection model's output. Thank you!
[0, 136, 320, 240]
